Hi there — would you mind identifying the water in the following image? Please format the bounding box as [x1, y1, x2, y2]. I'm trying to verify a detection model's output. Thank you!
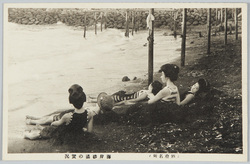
[6, 22, 181, 114]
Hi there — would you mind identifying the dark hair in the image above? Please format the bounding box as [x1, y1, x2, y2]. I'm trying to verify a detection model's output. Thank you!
[68, 84, 86, 109]
[151, 80, 163, 95]
[159, 64, 179, 81]
[197, 78, 210, 94]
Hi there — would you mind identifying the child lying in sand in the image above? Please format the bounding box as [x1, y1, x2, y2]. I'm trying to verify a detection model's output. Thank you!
[113, 80, 163, 106]
[24, 84, 99, 140]
[90, 80, 163, 111]
[180, 78, 210, 106]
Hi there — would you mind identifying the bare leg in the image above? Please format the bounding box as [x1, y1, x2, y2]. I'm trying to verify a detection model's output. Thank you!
[26, 115, 41, 120]
[26, 115, 54, 125]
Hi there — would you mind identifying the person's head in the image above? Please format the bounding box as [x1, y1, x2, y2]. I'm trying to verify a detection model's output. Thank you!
[191, 78, 210, 94]
[159, 64, 179, 83]
[68, 84, 86, 109]
[150, 80, 163, 95]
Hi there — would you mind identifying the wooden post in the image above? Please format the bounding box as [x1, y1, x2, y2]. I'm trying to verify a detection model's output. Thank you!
[94, 12, 97, 35]
[224, 8, 228, 45]
[83, 12, 87, 38]
[235, 8, 238, 40]
[173, 11, 177, 38]
[125, 10, 129, 37]
[148, 8, 154, 85]
[215, 8, 218, 36]
[104, 12, 107, 29]
[181, 8, 187, 67]
[216, 8, 218, 25]
[100, 12, 103, 32]
[207, 8, 211, 54]
[132, 11, 135, 36]
[229, 24, 232, 34]
[221, 8, 223, 27]
[135, 12, 138, 32]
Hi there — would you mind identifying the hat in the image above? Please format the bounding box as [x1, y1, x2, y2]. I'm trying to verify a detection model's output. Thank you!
[97, 92, 114, 112]
[198, 78, 210, 92]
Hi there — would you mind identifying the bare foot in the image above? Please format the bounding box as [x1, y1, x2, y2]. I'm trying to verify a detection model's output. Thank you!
[26, 119, 31, 125]
[26, 115, 39, 120]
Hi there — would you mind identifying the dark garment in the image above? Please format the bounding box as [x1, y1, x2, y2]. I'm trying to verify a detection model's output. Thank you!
[40, 110, 88, 139]
[180, 91, 194, 101]
[64, 110, 88, 132]
[180, 91, 195, 105]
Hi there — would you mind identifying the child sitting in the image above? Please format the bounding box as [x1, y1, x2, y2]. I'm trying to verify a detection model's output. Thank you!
[180, 78, 210, 106]
[24, 84, 98, 140]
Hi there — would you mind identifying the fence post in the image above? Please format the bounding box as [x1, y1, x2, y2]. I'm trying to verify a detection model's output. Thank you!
[148, 8, 154, 85]
[132, 11, 135, 36]
[83, 12, 87, 38]
[235, 8, 238, 40]
[104, 12, 107, 29]
[207, 8, 211, 54]
[94, 12, 97, 35]
[101, 12, 103, 32]
[221, 8, 223, 27]
[181, 8, 187, 67]
[173, 11, 177, 38]
[224, 8, 228, 45]
[125, 10, 129, 37]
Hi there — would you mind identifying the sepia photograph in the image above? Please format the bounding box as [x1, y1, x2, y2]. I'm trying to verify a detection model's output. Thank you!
[2, 3, 248, 161]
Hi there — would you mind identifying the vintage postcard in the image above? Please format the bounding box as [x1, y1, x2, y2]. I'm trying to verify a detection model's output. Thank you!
[2, 2, 248, 161]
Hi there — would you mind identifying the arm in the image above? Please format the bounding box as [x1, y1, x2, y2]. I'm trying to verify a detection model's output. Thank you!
[127, 92, 148, 103]
[87, 115, 93, 133]
[179, 94, 194, 106]
[148, 88, 169, 104]
[176, 90, 181, 105]
[51, 112, 73, 126]
[51, 119, 65, 126]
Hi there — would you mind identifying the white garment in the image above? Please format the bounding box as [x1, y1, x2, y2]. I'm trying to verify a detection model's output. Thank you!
[146, 14, 155, 30]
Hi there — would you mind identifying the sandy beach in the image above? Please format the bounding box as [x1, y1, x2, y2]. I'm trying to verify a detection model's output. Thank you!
[4, 20, 244, 155]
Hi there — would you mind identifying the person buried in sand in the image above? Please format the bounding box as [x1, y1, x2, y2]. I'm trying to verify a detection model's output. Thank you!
[24, 84, 99, 140]
[89, 80, 163, 112]
[113, 80, 163, 106]
[180, 78, 210, 106]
